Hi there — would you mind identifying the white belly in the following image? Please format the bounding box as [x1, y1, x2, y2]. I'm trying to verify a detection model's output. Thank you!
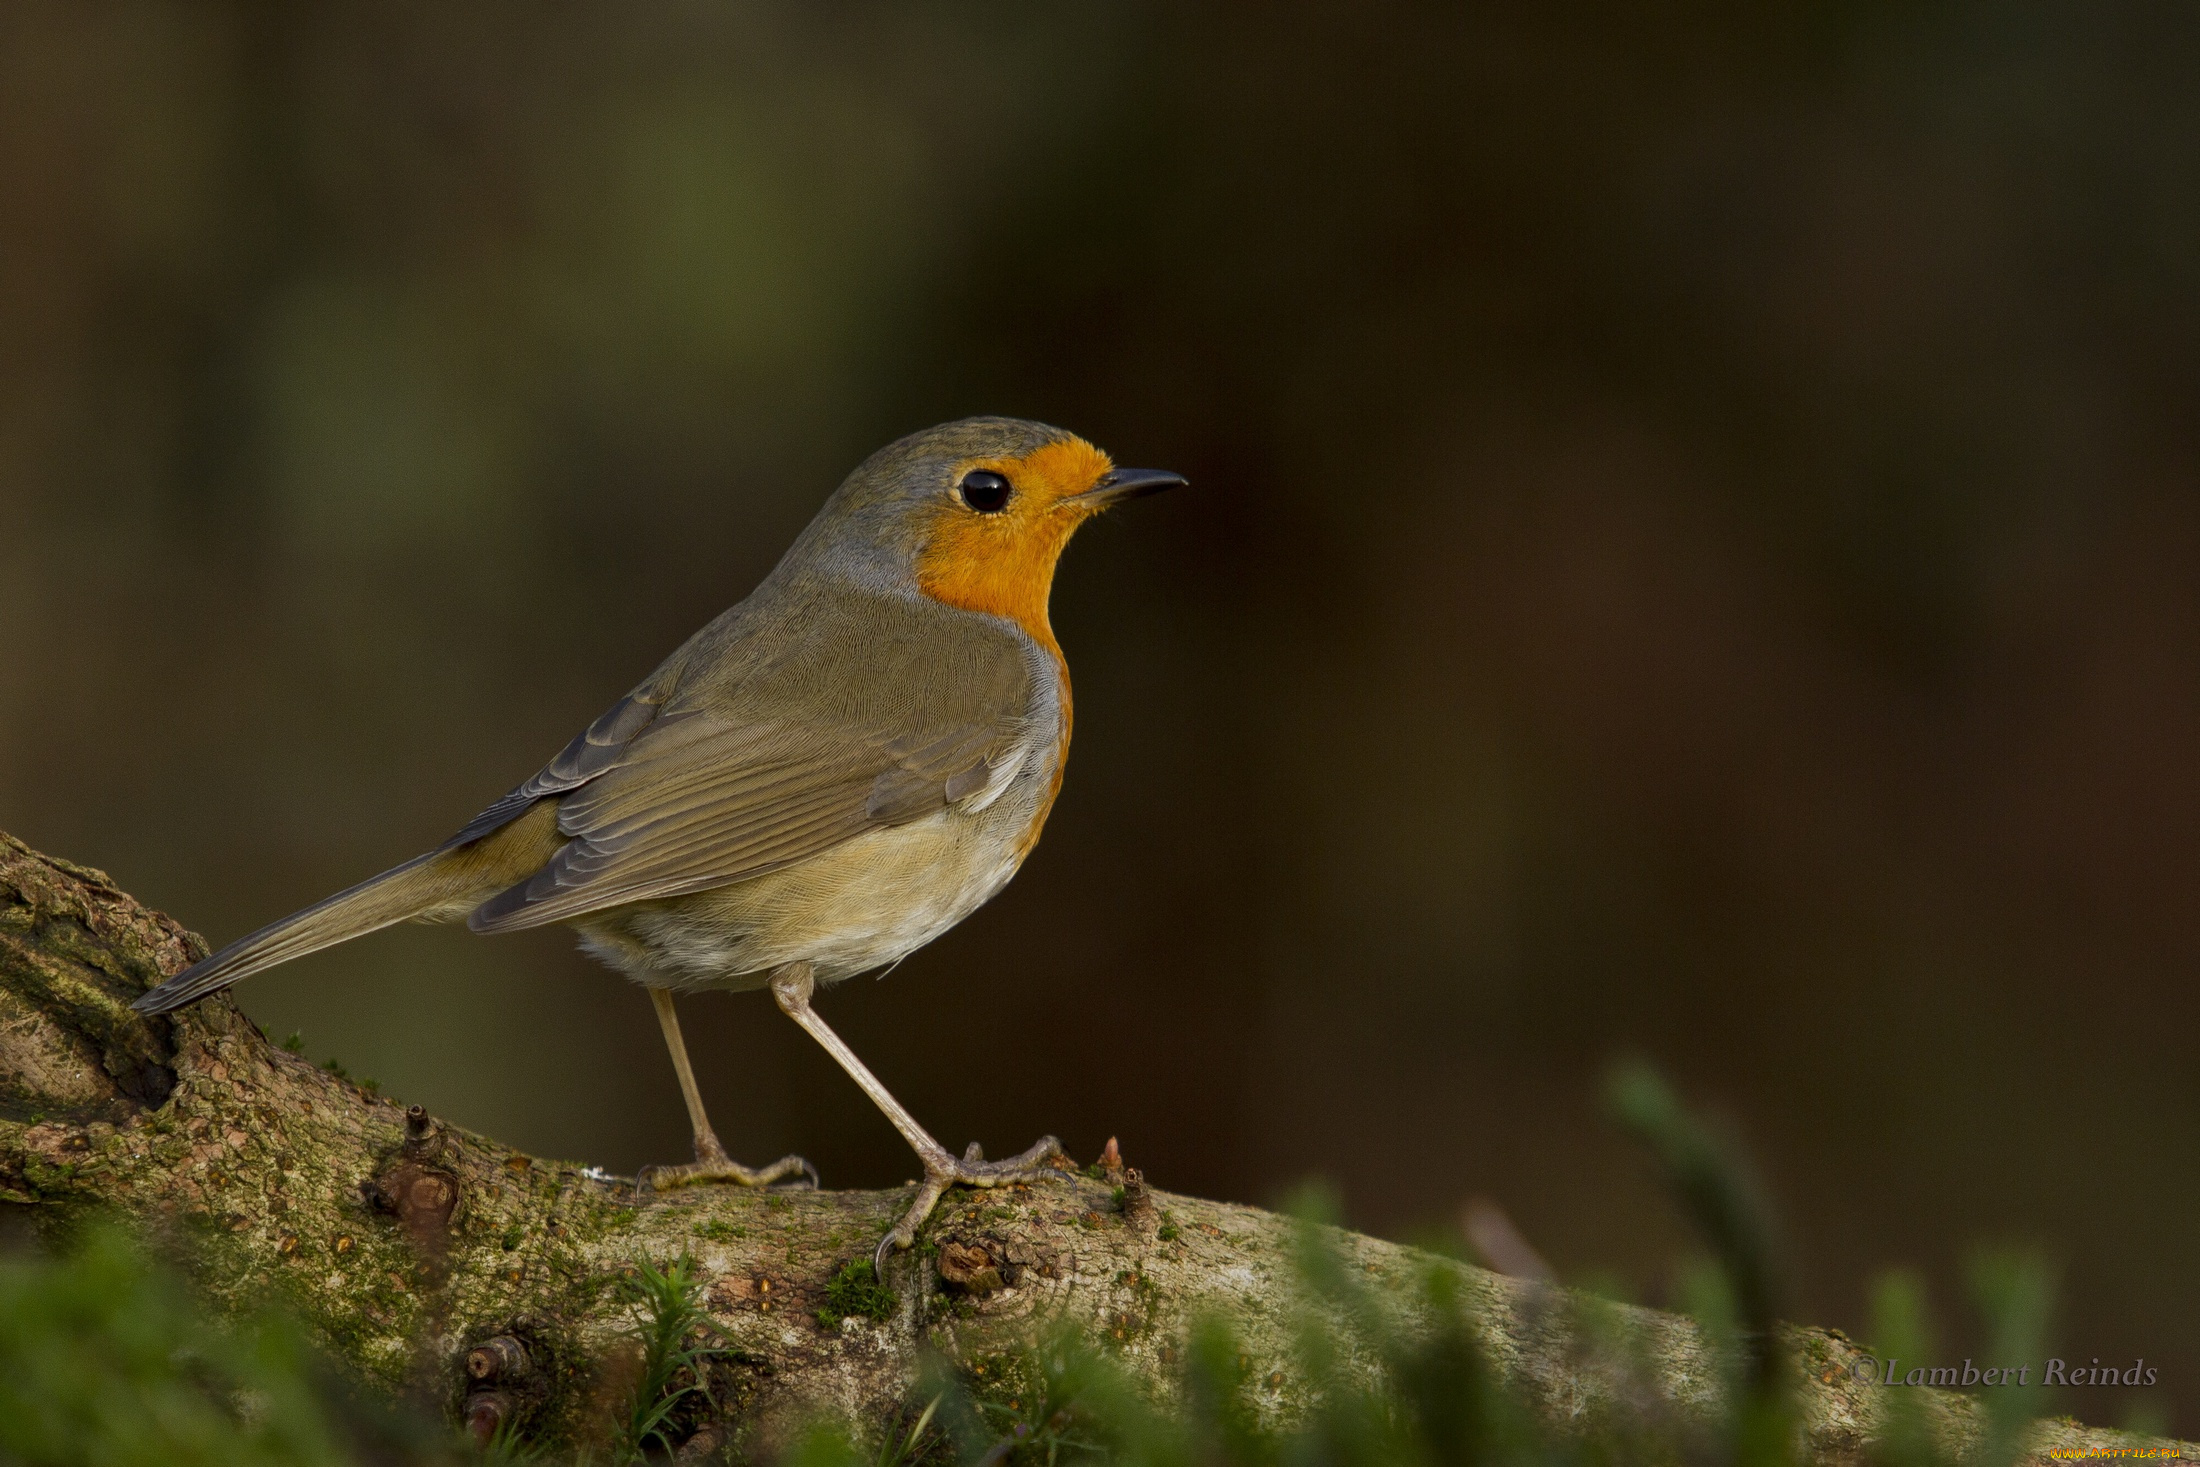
[570, 775, 1043, 992]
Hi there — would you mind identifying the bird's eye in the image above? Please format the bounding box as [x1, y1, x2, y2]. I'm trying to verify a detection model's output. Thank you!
[958, 470, 1012, 514]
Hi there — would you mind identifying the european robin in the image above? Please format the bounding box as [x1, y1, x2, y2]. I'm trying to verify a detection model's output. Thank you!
[133, 417, 1184, 1265]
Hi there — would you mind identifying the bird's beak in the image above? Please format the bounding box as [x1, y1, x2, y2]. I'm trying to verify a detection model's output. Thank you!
[1071, 467, 1188, 508]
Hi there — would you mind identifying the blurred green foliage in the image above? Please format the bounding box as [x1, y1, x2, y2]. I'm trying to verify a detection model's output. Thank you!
[613, 1253, 728, 1462]
[0, 1223, 428, 1466]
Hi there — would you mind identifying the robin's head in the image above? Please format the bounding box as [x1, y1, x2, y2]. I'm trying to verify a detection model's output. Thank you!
[781, 417, 1183, 645]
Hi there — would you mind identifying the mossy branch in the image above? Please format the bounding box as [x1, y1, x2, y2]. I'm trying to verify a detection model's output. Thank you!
[0, 831, 2181, 1462]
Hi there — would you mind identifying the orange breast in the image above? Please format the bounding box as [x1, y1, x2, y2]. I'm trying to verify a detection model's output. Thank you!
[914, 435, 1111, 862]
[1016, 673, 1072, 860]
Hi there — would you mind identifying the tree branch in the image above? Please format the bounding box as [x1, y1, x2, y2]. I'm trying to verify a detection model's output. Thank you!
[0, 831, 2178, 1462]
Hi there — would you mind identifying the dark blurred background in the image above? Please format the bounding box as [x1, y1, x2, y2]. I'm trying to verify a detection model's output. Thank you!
[4, 0, 2195, 1433]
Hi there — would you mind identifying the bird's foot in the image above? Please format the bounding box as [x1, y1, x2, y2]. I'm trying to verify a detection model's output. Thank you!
[875, 1135, 1066, 1276]
[641, 1137, 818, 1194]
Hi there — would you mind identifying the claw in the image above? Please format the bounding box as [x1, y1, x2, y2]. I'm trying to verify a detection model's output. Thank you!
[640, 1152, 819, 1194]
[873, 1135, 1066, 1277]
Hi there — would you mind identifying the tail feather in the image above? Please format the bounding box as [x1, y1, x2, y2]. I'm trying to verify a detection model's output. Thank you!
[134, 850, 491, 1015]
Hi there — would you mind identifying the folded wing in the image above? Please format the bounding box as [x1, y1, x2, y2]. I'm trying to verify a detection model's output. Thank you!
[461, 609, 1036, 933]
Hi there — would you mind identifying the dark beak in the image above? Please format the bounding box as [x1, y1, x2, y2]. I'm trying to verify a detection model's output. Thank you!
[1074, 467, 1188, 507]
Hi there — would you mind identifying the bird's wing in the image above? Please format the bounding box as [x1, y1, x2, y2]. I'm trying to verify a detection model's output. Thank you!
[442, 690, 670, 850]
[460, 609, 1038, 933]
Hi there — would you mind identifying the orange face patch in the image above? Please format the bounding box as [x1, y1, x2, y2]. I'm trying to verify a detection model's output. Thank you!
[914, 436, 1115, 652]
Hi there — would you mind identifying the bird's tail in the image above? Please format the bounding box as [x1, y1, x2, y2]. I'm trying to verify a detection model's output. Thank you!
[131, 805, 563, 1015]
[131, 854, 461, 1014]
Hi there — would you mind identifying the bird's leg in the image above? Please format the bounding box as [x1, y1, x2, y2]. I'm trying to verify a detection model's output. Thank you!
[768, 963, 1062, 1273]
[639, 987, 818, 1192]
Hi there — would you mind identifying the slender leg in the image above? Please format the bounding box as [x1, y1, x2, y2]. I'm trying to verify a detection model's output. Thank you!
[769, 962, 1062, 1272]
[640, 987, 818, 1192]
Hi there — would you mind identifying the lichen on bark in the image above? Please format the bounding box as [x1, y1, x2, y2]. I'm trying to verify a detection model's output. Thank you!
[0, 830, 2184, 1463]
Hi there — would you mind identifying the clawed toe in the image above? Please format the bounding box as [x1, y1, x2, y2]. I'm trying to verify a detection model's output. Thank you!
[873, 1135, 1066, 1276]
[944, 1133, 1064, 1188]
[641, 1152, 819, 1194]
[950, 1134, 1065, 1183]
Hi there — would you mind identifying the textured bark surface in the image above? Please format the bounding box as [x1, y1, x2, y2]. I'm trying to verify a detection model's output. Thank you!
[0, 830, 2182, 1462]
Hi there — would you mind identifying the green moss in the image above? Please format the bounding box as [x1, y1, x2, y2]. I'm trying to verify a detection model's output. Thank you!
[815, 1260, 895, 1328]
[695, 1220, 747, 1242]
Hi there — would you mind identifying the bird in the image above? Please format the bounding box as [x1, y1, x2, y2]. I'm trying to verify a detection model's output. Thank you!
[131, 416, 1184, 1268]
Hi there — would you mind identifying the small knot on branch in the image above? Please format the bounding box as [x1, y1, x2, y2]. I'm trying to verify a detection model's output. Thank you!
[936, 1240, 1007, 1295]
[463, 1391, 510, 1449]
[466, 1335, 531, 1384]
[402, 1104, 446, 1163]
[1120, 1165, 1158, 1230]
[459, 1331, 546, 1449]
[366, 1107, 461, 1266]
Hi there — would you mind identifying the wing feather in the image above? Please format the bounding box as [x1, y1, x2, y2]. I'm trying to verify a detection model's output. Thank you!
[458, 596, 1042, 934]
[443, 692, 671, 848]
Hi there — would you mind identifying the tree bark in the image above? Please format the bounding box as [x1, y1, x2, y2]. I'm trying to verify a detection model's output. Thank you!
[0, 831, 2179, 1462]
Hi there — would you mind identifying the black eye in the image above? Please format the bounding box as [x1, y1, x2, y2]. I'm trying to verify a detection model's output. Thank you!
[958, 470, 1012, 514]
